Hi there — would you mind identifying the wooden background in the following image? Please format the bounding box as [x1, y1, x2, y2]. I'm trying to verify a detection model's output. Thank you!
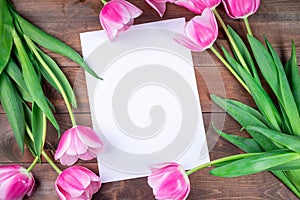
[1, 0, 300, 199]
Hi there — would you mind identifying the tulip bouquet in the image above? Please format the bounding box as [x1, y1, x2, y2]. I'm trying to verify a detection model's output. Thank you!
[1, 0, 300, 199]
[98, 0, 300, 199]
[0, 0, 104, 199]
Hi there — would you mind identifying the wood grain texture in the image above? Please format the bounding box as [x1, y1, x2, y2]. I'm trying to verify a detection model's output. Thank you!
[1, 0, 300, 199]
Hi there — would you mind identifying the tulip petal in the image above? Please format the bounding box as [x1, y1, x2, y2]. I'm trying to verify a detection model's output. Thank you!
[176, 183, 190, 200]
[150, 162, 179, 171]
[59, 153, 78, 166]
[175, 0, 221, 14]
[66, 131, 88, 156]
[55, 184, 69, 200]
[122, 18, 134, 32]
[79, 151, 96, 161]
[20, 169, 36, 197]
[73, 167, 93, 189]
[119, 0, 143, 18]
[66, 132, 80, 156]
[57, 173, 85, 197]
[55, 129, 72, 160]
[80, 185, 93, 199]
[77, 126, 104, 149]
[0, 165, 20, 182]
[55, 166, 101, 199]
[26, 179, 36, 197]
[145, 0, 167, 17]
[0, 173, 29, 200]
[156, 171, 187, 198]
[89, 146, 104, 155]
[90, 180, 102, 193]
[174, 34, 204, 52]
[75, 135, 89, 155]
[76, 166, 101, 180]
[175, 0, 204, 14]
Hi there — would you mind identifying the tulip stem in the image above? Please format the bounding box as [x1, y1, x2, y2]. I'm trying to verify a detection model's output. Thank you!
[212, 9, 251, 75]
[244, 17, 253, 36]
[101, 0, 107, 5]
[24, 35, 77, 128]
[27, 156, 39, 172]
[210, 46, 250, 93]
[25, 123, 34, 142]
[42, 150, 62, 174]
[186, 152, 260, 176]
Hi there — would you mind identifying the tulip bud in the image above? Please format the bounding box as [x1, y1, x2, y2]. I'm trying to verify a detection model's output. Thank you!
[148, 162, 190, 200]
[0, 165, 35, 200]
[174, 8, 218, 52]
[222, 0, 260, 19]
[55, 166, 101, 200]
[55, 126, 104, 166]
[175, 0, 221, 14]
[99, 0, 143, 41]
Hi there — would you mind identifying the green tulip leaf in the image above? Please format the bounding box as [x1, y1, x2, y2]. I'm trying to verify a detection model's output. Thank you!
[24, 135, 36, 158]
[22, 103, 36, 157]
[264, 38, 300, 135]
[32, 103, 44, 157]
[9, 6, 100, 79]
[210, 150, 300, 177]
[37, 48, 77, 108]
[285, 170, 300, 193]
[247, 35, 279, 94]
[24, 35, 77, 109]
[270, 159, 300, 171]
[23, 102, 32, 129]
[285, 41, 300, 116]
[0, 0, 13, 73]
[246, 126, 300, 153]
[225, 97, 274, 129]
[213, 127, 263, 153]
[12, 28, 59, 132]
[5, 58, 33, 102]
[228, 26, 260, 84]
[211, 95, 278, 151]
[0, 72, 25, 152]
[222, 48, 282, 131]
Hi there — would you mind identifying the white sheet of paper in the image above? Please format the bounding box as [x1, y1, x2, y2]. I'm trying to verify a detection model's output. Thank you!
[80, 18, 210, 183]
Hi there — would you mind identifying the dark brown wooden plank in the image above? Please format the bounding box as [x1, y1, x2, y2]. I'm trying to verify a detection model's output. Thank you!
[9, 0, 300, 67]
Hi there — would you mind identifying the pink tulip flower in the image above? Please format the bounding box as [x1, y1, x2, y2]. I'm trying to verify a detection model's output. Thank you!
[0, 165, 35, 200]
[100, 0, 143, 41]
[55, 126, 104, 166]
[174, 8, 218, 52]
[222, 0, 260, 19]
[175, 0, 221, 14]
[55, 166, 101, 200]
[145, 0, 175, 17]
[148, 162, 190, 200]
